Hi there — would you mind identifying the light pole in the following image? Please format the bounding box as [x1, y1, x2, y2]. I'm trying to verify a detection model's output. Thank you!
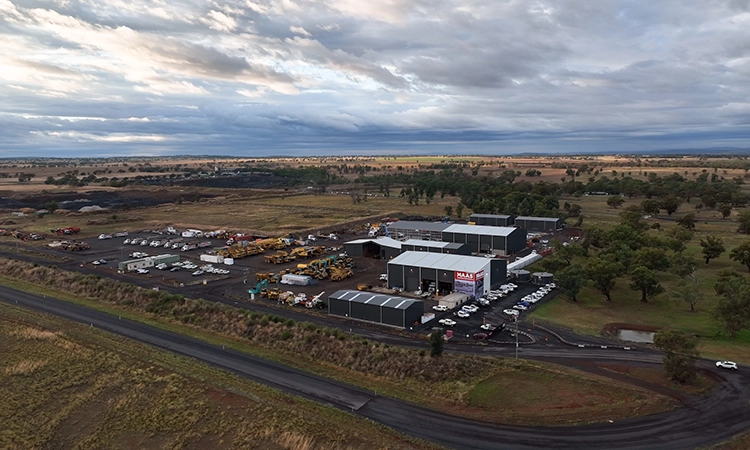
[514, 316, 519, 360]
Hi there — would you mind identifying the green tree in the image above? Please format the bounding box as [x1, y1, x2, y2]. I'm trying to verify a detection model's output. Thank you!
[730, 242, 750, 272]
[606, 196, 625, 209]
[713, 270, 750, 338]
[553, 241, 587, 265]
[585, 257, 625, 302]
[669, 276, 702, 312]
[660, 195, 683, 216]
[629, 266, 664, 303]
[718, 203, 732, 219]
[556, 264, 588, 302]
[619, 206, 647, 232]
[631, 247, 670, 272]
[455, 203, 464, 219]
[444, 205, 453, 218]
[738, 211, 750, 234]
[567, 203, 582, 217]
[640, 199, 661, 216]
[664, 227, 694, 253]
[676, 213, 696, 230]
[670, 252, 697, 279]
[45, 200, 58, 213]
[700, 235, 726, 264]
[653, 329, 699, 384]
[429, 330, 444, 357]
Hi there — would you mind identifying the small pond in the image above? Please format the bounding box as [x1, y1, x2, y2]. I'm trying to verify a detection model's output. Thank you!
[617, 329, 655, 343]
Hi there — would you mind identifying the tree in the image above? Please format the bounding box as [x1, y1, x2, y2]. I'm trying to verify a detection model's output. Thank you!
[553, 241, 587, 265]
[700, 235, 726, 264]
[585, 257, 625, 301]
[665, 227, 694, 253]
[619, 206, 647, 232]
[653, 329, 699, 384]
[455, 203, 464, 219]
[640, 199, 661, 216]
[676, 213, 696, 230]
[631, 247, 670, 272]
[556, 264, 588, 302]
[444, 205, 453, 218]
[567, 203, 582, 217]
[713, 270, 750, 338]
[629, 266, 664, 303]
[718, 203, 732, 219]
[606, 197, 625, 209]
[660, 195, 683, 216]
[45, 200, 58, 213]
[669, 276, 702, 312]
[730, 242, 750, 272]
[670, 252, 697, 278]
[738, 211, 750, 234]
[429, 330, 444, 357]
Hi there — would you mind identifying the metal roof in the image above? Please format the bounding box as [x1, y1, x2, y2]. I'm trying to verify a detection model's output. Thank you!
[402, 239, 464, 250]
[388, 251, 490, 273]
[403, 239, 449, 248]
[329, 290, 420, 310]
[343, 236, 402, 249]
[470, 213, 512, 219]
[386, 220, 451, 232]
[514, 216, 562, 222]
[443, 223, 517, 237]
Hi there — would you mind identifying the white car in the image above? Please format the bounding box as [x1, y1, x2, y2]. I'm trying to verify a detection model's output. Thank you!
[503, 309, 520, 317]
[716, 361, 738, 370]
[513, 304, 528, 311]
[480, 323, 495, 331]
[136, 268, 149, 274]
[461, 305, 479, 313]
[433, 305, 449, 312]
[379, 273, 388, 281]
[192, 270, 204, 276]
[92, 260, 101, 265]
[98, 233, 112, 240]
[439, 318, 457, 327]
[456, 310, 471, 318]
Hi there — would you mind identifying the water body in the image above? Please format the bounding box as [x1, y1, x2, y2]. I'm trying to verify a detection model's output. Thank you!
[617, 329, 655, 343]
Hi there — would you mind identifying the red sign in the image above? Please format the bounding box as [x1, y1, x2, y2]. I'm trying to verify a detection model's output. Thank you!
[476, 270, 484, 281]
[455, 271, 476, 282]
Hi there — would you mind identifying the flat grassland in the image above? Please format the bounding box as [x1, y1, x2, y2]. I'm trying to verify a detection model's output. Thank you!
[0, 303, 438, 450]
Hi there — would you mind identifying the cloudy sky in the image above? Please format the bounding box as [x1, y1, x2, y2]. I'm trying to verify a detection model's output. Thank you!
[1, 0, 749, 157]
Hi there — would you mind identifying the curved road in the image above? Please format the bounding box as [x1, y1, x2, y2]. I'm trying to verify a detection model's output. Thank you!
[1, 285, 749, 449]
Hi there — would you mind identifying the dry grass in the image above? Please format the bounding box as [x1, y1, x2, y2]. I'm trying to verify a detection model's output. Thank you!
[0, 303, 438, 450]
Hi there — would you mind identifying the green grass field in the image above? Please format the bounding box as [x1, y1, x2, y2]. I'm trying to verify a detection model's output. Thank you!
[532, 194, 750, 363]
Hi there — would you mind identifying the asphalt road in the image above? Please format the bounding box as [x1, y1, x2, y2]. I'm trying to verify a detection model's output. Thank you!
[2, 285, 749, 449]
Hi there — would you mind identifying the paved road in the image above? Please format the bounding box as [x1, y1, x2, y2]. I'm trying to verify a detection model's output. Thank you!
[2, 285, 750, 449]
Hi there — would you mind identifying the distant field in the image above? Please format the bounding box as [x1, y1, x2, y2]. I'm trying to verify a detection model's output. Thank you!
[0, 303, 434, 450]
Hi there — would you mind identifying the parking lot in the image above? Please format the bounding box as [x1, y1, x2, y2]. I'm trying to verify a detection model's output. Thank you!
[428, 282, 557, 343]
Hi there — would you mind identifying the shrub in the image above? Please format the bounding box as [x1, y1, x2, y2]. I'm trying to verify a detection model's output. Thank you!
[281, 330, 294, 340]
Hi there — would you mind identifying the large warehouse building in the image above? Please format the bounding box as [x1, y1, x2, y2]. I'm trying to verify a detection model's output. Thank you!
[469, 213, 515, 227]
[343, 237, 402, 259]
[384, 221, 527, 256]
[441, 223, 526, 256]
[387, 251, 507, 298]
[514, 216, 565, 232]
[327, 290, 424, 328]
